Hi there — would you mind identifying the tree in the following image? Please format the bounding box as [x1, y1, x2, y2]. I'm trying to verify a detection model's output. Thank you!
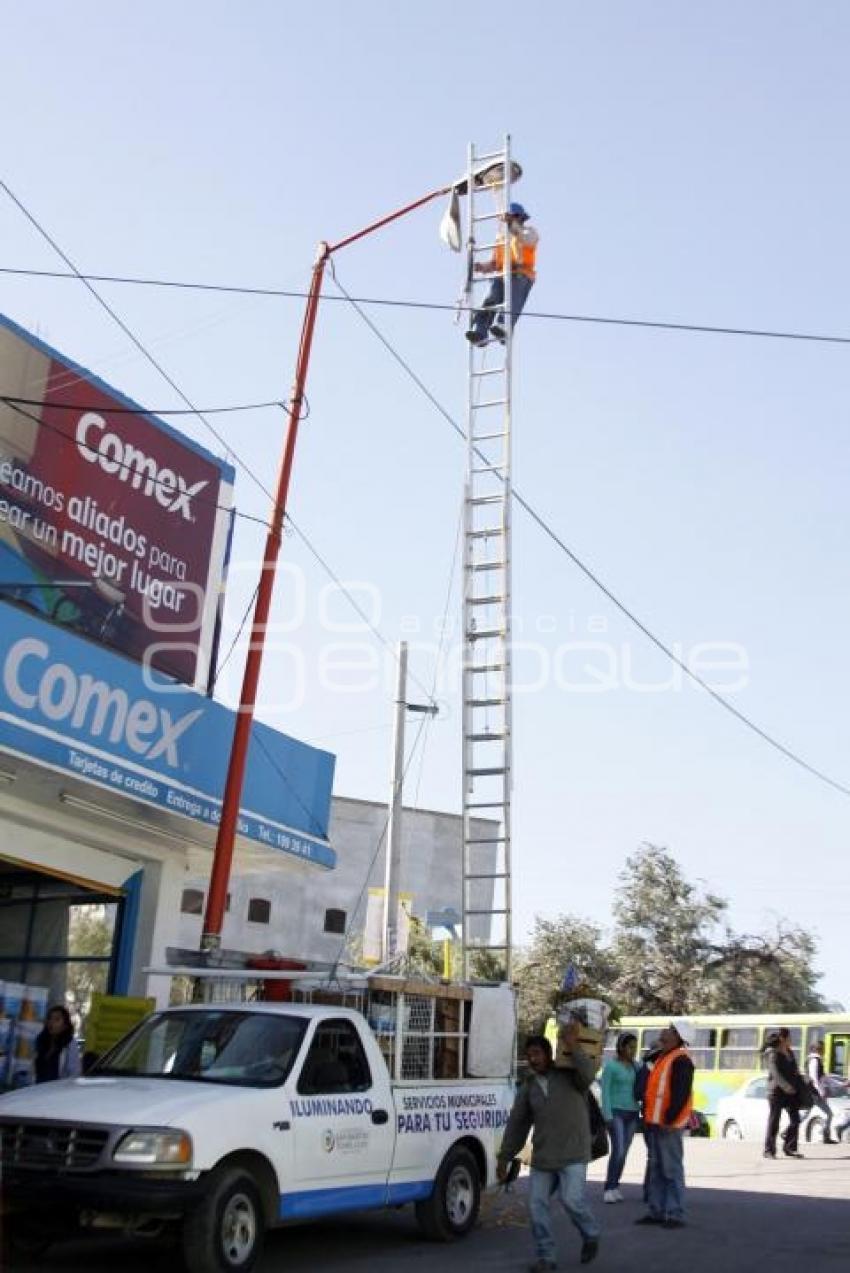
[514, 914, 619, 1036]
[66, 904, 113, 1024]
[610, 844, 826, 1015]
[611, 844, 727, 1014]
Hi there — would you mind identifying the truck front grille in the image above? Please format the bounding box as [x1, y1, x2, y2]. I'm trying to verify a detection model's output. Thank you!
[0, 1121, 109, 1171]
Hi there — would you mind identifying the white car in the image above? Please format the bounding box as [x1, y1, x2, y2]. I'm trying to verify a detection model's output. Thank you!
[716, 1074, 850, 1144]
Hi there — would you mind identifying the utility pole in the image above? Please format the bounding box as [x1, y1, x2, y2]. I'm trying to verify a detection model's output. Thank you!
[382, 641, 438, 962]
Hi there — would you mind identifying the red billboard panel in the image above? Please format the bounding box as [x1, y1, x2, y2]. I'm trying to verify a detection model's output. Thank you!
[0, 315, 235, 686]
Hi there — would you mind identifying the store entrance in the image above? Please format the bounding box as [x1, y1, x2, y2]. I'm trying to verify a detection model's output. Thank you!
[0, 859, 122, 1020]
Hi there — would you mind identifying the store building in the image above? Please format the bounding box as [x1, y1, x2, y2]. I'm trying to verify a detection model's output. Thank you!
[0, 314, 335, 1015]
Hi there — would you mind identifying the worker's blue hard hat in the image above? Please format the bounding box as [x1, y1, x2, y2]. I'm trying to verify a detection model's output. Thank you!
[508, 202, 529, 220]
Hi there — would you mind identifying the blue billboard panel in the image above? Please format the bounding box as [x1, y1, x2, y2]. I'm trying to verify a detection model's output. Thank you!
[0, 607, 335, 868]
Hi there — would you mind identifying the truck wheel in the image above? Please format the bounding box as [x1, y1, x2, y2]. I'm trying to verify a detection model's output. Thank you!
[415, 1145, 481, 1242]
[182, 1167, 265, 1273]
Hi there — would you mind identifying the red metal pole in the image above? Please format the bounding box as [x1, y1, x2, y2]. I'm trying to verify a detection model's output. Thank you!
[201, 242, 329, 950]
[199, 183, 451, 956]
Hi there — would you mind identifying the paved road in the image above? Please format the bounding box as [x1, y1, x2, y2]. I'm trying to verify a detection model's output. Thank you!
[16, 1141, 850, 1271]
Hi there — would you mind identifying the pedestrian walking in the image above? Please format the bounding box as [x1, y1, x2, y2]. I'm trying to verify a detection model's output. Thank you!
[466, 203, 538, 346]
[600, 1031, 640, 1202]
[807, 1041, 838, 1144]
[497, 1029, 601, 1270]
[635, 1018, 695, 1230]
[763, 1028, 803, 1159]
[33, 1005, 81, 1084]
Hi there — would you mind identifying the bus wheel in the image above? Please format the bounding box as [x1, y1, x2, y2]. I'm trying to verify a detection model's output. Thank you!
[415, 1146, 481, 1241]
[722, 1120, 743, 1141]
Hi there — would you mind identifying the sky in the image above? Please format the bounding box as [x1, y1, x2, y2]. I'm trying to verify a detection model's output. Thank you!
[2, 1, 849, 1002]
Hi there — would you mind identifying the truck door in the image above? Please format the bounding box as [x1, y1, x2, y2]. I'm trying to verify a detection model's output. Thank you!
[283, 1017, 394, 1219]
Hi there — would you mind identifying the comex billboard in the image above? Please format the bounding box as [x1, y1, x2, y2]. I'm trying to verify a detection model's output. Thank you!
[0, 314, 235, 688]
[0, 606, 336, 867]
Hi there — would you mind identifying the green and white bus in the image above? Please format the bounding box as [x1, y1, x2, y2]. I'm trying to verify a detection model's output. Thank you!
[603, 1013, 850, 1129]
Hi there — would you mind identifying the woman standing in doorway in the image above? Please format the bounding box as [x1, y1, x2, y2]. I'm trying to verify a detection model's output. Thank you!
[33, 1005, 81, 1083]
[600, 1031, 640, 1201]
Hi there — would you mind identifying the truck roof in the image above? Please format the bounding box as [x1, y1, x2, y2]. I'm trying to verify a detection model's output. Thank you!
[157, 1002, 363, 1021]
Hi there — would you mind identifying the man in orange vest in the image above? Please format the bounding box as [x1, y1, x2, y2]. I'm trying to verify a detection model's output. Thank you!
[635, 1019, 695, 1230]
[466, 202, 538, 346]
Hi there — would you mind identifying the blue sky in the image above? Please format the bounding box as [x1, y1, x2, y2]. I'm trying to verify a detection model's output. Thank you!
[2, 1, 849, 1001]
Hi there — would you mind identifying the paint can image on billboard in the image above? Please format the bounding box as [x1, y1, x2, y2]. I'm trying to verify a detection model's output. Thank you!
[0, 315, 235, 687]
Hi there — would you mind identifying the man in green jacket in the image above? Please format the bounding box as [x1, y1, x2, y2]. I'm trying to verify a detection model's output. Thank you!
[497, 1029, 601, 1270]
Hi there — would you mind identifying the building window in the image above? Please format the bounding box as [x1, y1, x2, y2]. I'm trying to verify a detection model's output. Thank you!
[323, 908, 346, 935]
[247, 897, 271, 924]
[180, 888, 204, 916]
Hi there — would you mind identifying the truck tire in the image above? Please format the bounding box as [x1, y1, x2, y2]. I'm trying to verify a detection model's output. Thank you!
[182, 1167, 265, 1273]
[415, 1145, 481, 1242]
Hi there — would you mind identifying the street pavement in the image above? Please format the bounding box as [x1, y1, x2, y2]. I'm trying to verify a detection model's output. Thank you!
[17, 1140, 850, 1271]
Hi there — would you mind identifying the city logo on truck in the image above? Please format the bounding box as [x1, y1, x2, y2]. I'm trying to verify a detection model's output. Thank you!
[3, 638, 202, 768]
[75, 412, 209, 521]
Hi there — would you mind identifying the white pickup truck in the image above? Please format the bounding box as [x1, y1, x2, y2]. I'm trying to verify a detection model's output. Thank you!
[0, 985, 516, 1272]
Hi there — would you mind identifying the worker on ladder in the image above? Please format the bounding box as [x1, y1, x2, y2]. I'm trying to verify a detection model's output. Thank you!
[466, 202, 538, 347]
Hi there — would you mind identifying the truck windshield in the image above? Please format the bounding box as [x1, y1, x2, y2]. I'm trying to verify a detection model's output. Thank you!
[90, 1010, 307, 1087]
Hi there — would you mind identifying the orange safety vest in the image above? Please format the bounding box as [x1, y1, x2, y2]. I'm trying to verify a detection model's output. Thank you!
[644, 1047, 693, 1129]
[493, 230, 537, 280]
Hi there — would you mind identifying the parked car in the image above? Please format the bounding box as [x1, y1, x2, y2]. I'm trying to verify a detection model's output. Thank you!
[716, 1074, 850, 1144]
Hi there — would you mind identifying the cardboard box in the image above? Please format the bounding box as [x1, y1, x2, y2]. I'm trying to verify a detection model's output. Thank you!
[553, 1023, 604, 1069]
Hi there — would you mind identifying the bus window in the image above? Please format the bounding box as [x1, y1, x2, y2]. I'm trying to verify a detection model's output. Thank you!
[763, 1026, 802, 1053]
[720, 1027, 759, 1070]
[640, 1028, 663, 1058]
[601, 1028, 619, 1062]
[689, 1028, 717, 1070]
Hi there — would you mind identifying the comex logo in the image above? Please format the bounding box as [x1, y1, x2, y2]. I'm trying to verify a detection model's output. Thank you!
[76, 412, 209, 521]
[3, 638, 202, 768]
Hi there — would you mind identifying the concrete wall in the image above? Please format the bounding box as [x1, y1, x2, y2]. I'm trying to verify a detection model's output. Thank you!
[175, 795, 497, 964]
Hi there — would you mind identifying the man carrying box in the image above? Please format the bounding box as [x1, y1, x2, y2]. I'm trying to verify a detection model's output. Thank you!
[497, 1028, 601, 1270]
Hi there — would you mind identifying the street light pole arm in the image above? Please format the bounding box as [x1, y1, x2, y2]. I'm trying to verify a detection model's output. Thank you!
[328, 185, 450, 255]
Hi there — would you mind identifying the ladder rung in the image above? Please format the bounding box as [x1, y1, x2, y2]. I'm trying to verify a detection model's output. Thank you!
[472, 210, 504, 223]
[471, 431, 507, 442]
[471, 366, 506, 378]
[467, 628, 503, 639]
[471, 464, 505, 475]
[468, 561, 506, 572]
[470, 398, 508, 410]
[467, 662, 505, 672]
[468, 697, 506, 706]
[465, 908, 509, 917]
[466, 732, 507, 741]
[472, 148, 506, 163]
[467, 836, 507, 844]
[464, 872, 509, 881]
[472, 241, 500, 254]
[465, 766, 508, 777]
[465, 800, 508, 808]
[468, 494, 504, 506]
[468, 594, 505, 606]
[468, 526, 503, 538]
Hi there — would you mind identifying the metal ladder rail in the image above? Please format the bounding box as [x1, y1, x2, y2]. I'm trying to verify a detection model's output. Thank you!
[461, 136, 514, 982]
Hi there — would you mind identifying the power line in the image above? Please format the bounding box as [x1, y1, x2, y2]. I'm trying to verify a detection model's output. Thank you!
[0, 395, 270, 531]
[1, 393, 287, 417]
[1, 182, 437, 710]
[328, 272, 850, 803]
[0, 182, 273, 490]
[5, 263, 850, 348]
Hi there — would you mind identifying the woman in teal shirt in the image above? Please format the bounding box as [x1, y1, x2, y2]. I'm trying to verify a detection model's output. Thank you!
[600, 1031, 640, 1202]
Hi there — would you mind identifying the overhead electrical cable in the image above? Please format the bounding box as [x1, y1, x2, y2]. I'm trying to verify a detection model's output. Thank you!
[6, 264, 850, 348]
[327, 272, 850, 803]
[0, 393, 288, 417]
[0, 182, 437, 707]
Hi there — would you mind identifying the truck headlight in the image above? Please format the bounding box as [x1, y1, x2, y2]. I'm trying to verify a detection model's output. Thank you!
[113, 1129, 192, 1166]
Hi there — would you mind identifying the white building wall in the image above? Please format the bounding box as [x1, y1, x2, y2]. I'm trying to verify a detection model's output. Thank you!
[175, 796, 497, 964]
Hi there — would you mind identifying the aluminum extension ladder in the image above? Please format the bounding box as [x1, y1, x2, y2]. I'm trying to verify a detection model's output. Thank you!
[461, 137, 516, 982]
